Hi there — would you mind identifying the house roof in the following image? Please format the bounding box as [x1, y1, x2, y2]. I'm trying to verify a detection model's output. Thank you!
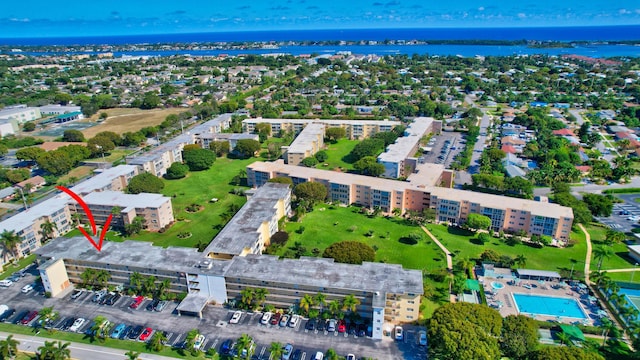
[16, 176, 45, 189]
[501, 145, 517, 154]
[501, 136, 525, 145]
[575, 165, 592, 173]
[553, 129, 574, 136]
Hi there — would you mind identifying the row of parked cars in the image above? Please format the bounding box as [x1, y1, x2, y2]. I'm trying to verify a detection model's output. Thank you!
[72, 289, 169, 312]
[256, 310, 373, 337]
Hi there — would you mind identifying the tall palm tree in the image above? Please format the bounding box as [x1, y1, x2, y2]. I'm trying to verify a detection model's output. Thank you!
[0, 334, 20, 359]
[0, 229, 22, 263]
[37, 340, 58, 360]
[299, 294, 314, 315]
[80, 268, 97, 289]
[156, 279, 172, 300]
[269, 342, 284, 359]
[71, 213, 83, 226]
[599, 318, 616, 348]
[235, 333, 253, 360]
[39, 220, 58, 243]
[184, 329, 200, 350]
[328, 300, 341, 317]
[314, 292, 326, 312]
[129, 272, 143, 294]
[52, 341, 71, 360]
[593, 246, 614, 271]
[96, 270, 111, 289]
[253, 288, 268, 310]
[91, 315, 109, 342]
[240, 288, 255, 310]
[342, 294, 361, 313]
[39, 306, 59, 330]
[556, 331, 572, 347]
[148, 331, 167, 352]
[514, 254, 527, 268]
[326, 348, 340, 360]
[124, 350, 140, 360]
[143, 276, 156, 297]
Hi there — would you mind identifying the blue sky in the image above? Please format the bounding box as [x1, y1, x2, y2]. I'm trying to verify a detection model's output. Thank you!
[2, 0, 640, 38]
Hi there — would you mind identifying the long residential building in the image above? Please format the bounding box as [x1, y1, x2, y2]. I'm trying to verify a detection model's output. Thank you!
[285, 123, 325, 165]
[377, 117, 442, 178]
[195, 133, 259, 151]
[35, 184, 422, 339]
[127, 114, 232, 177]
[0, 105, 41, 124]
[242, 118, 400, 139]
[246, 161, 574, 240]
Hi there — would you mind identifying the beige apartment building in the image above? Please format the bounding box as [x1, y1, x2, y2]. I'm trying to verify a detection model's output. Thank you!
[246, 161, 574, 240]
[242, 118, 400, 139]
[69, 191, 174, 232]
[39, 258, 71, 298]
[285, 123, 325, 165]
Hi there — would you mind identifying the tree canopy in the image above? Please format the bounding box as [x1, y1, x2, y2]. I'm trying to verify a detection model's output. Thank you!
[466, 213, 492, 231]
[234, 139, 261, 158]
[500, 315, 539, 360]
[293, 182, 327, 204]
[127, 173, 165, 194]
[528, 346, 604, 360]
[322, 241, 375, 264]
[183, 148, 216, 171]
[349, 138, 385, 162]
[62, 129, 85, 142]
[165, 162, 189, 179]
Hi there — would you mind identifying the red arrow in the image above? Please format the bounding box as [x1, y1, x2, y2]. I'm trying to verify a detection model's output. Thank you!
[56, 185, 112, 252]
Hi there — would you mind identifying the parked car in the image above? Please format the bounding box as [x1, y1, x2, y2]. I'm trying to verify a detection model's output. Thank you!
[70, 290, 84, 299]
[395, 326, 404, 341]
[0, 279, 13, 287]
[92, 289, 107, 302]
[100, 293, 114, 305]
[129, 296, 144, 309]
[288, 314, 299, 328]
[69, 318, 86, 332]
[229, 310, 242, 324]
[418, 330, 427, 346]
[317, 319, 326, 332]
[146, 299, 159, 311]
[12, 311, 28, 325]
[220, 339, 234, 355]
[337, 319, 347, 333]
[128, 325, 144, 340]
[154, 300, 168, 312]
[59, 317, 75, 331]
[305, 319, 315, 331]
[260, 312, 272, 325]
[279, 314, 290, 327]
[21, 284, 33, 293]
[357, 323, 366, 337]
[110, 323, 127, 339]
[313, 352, 324, 360]
[139, 327, 153, 342]
[282, 344, 293, 360]
[193, 334, 205, 350]
[106, 293, 121, 306]
[270, 312, 281, 325]
[0, 309, 15, 322]
[346, 355, 356, 360]
[121, 325, 133, 340]
[327, 319, 336, 332]
[21, 310, 38, 325]
[291, 349, 302, 360]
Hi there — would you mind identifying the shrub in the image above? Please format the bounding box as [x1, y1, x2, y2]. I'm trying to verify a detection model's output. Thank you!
[323, 241, 375, 264]
[271, 231, 289, 245]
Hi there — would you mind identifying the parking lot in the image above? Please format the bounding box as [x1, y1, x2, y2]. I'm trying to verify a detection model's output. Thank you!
[420, 132, 464, 169]
[596, 194, 640, 233]
[0, 267, 426, 359]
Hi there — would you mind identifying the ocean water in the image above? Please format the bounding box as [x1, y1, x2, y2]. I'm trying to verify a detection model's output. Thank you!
[1, 25, 640, 46]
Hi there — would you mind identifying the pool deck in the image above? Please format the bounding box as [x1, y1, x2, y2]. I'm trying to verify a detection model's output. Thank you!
[479, 276, 606, 326]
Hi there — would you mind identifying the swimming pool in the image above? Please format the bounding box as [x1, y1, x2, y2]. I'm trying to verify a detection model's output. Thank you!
[512, 293, 588, 319]
[491, 282, 505, 290]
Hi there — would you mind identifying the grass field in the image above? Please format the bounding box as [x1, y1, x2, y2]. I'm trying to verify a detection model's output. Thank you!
[81, 108, 185, 138]
[282, 205, 445, 271]
[0, 254, 36, 280]
[314, 139, 359, 172]
[587, 224, 638, 272]
[69, 156, 259, 248]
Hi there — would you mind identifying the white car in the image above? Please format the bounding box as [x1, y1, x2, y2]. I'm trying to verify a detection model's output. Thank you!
[193, 334, 205, 350]
[418, 330, 427, 346]
[69, 318, 86, 332]
[260, 312, 272, 325]
[346, 355, 356, 360]
[21, 284, 33, 293]
[313, 351, 324, 360]
[288, 314, 299, 328]
[395, 326, 403, 341]
[0, 279, 12, 287]
[229, 310, 242, 324]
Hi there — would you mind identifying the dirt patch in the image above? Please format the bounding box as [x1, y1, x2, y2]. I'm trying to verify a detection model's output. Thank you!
[81, 108, 187, 137]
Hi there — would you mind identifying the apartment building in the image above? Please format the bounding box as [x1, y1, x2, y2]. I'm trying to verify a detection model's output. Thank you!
[69, 191, 174, 232]
[38, 104, 82, 115]
[39, 258, 71, 298]
[285, 123, 325, 165]
[127, 114, 232, 177]
[0, 165, 139, 266]
[246, 161, 574, 240]
[242, 118, 400, 140]
[195, 133, 259, 151]
[0, 105, 41, 124]
[377, 117, 442, 178]
[203, 183, 291, 259]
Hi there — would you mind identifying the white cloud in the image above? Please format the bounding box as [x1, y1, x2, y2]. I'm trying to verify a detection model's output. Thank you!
[478, 7, 485, 11]
[517, 13, 527, 19]
[619, 8, 631, 14]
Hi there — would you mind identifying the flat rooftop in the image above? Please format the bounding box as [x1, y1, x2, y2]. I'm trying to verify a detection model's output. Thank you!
[243, 117, 401, 127]
[0, 106, 38, 116]
[287, 123, 324, 154]
[407, 162, 447, 187]
[226, 255, 424, 295]
[203, 182, 290, 256]
[35, 237, 231, 276]
[69, 165, 137, 196]
[0, 194, 69, 233]
[82, 191, 170, 211]
[197, 133, 258, 140]
[378, 117, 435, 163]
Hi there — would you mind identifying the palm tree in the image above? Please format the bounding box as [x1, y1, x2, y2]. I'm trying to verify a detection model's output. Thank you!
[605, 229, 625, 245]
[91, 315, 109, 342]
[52, 341, 71, 360]
[514, 254, 527, 268]
[253, 288, 268, 310]
[71, 213, 83, 226]
[240, 288, 255, 310]
[326, 348, 340, 360]
[299, 294, 314, 316]
[235, 333, 254, 360]
[184, 328, 200, 350]
[0, 229, 22, 263]
[328, 300, 341, 317]
[556, 331, 572, 346]
[39, 306, 59, 330]
[148, 331, 167, 352]
[143, 276, 156, 297]
[593, 246, 614, 271]
[314, 292, 326, 312]
[129, 272, 143, 294]
[156, 279, 172, 300]
[342, 294, 361, 313]
[599, 318, 616, 348]
[39, 220, 58, 243]
[80, 268, 97, 289]
[96, 270, 111, 289]
[124, 350, 140, 360]
[0, 334, 20, 359]
[269, 342, 284, 359]
[37, 340, 58, 360]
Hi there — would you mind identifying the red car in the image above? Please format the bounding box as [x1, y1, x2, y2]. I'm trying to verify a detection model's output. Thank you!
[130, 296, 144, 309]
[139, 327, 153, 341]
[270, 312, 281, 325]
[337, 319, 347, 333]
[21, 311, 38, 325]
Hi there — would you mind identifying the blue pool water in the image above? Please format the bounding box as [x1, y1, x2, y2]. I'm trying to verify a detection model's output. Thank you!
[512, 293, 587, 319]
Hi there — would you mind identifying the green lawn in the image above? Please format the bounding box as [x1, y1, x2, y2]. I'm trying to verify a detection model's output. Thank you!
[0, 254, 36, 280]
[282, 204, 445, 271]
[65, 156, 258, 249]
[426, 224, 588, 279]
[587, 224, 638, 272]
[314, 139, 359, 172]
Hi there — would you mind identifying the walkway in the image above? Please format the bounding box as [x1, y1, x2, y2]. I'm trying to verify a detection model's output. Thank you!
[580, 223, 592, 284]
[420, 225, 456, 302]
[0, 332, 177, 360]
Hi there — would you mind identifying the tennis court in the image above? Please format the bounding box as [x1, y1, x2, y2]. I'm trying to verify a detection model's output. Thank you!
[619, 288, 640, 313]
[36, 121, 98, 137]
